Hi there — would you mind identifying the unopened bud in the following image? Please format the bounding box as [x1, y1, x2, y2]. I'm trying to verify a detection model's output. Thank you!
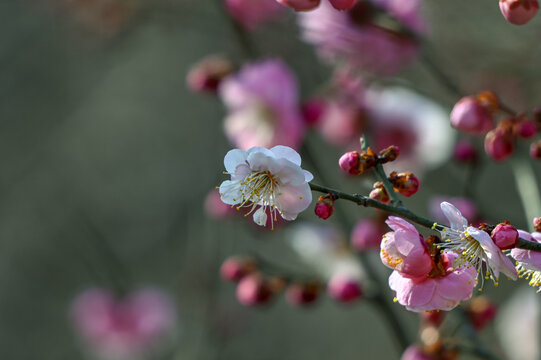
[420, 311, 445, 327]
[301, 98, 326, 126]
[315, 194, 335, 220]
[328, 0, 356, 10]
[236, 274, 273, 306]
[369, 182, 390, 204]
[453, 140, 477, 163]
[327, 274, 362, 303]
[467, 296, 497, 330]
[388, 172, 420, 197]
[186, 55, 233, 93]
[285, 282, 320, 306]
[491, 222, 518, 250]
[515, 118, 537, 138]
[530, 140, 541, 159]
[485, 125, 515, 161]
[450, 96, 493, 134]
[276, 0, 321, 11]
[220, 257, 257, 282]
[534, 217, 541, 232]
[499, 0, 539, 25]
[378, 145, 400, 164]
[338, 149, 376, 175]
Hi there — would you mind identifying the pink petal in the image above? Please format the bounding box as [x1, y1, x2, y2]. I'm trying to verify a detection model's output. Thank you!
[277, 183, 312, 220]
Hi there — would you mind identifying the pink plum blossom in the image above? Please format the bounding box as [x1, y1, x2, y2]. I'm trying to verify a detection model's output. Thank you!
[219, 60, 304, 150]
[389, 252, 477, 312]
[437, 202, 518, 285]
[225, 0, 285, 30]
[219, 146, 313, 226]
[511, 230, 541, 291]
[298, 0, 425, 75]
[71, 288, 176, 360]
[380, 216, 432, 277]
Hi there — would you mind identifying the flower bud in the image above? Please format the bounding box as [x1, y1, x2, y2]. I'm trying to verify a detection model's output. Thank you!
[236, 274, 273, 306]
[186, 56, 233, 94]
[515, 118, 537, 138]
[276, 0, 321, 11]
[499, 0, 539, 25]
[491, 222, 518, 250]
[420, 311, 445, 327]
[315, 195, 335, 220]
[328, 0, 356, 11]
[378, 145, 400, 164]
[467, 296, 497, 330]
[351, 218, 385, 251]
[339, 151, 361, 175]
[388, 172, 420, 197]
[530, 140, 541, 159]
[369, 182, 390, 204]
[534, 217, 541, 232]
[450, 96, 493, 134]
[327, 274, 362, 303]
[301, 98, 326, 126]
[285, 282, 320, 306]
[220, 257, 257, 282]
[453, 140, 477, 163]
[484, 126, 515, 161]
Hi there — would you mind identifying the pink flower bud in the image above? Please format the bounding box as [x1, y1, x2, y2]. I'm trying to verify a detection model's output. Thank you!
[491, 222, 518, 250]
[484, 126, 515, 161]
[186, 56, 233, 94]
[285, 283, 320, 306]
[315, 195, 335, 220]
[467, 296, 497, 330]
[327, 274, 362, 303]
[220, 257, 256, 282]
[534, 217, 541, 232]
[276, 0, 321, 11]
[453, 140, 477, 163]
[301, 98, 326, 126]
[530, 140, 541, 159]
[339, 151, 361, 175]
[389, 172, 420, 197]
[328, 0, 356, 11]
[515, 119, 537, 138]
[369, 182, 390, 204]
[350, 218, 385, 251]
[401, 346, 431, 360]
[450, 96, 493, 134]
[236, 274, 273, 306]
[499, 0, 539, 25]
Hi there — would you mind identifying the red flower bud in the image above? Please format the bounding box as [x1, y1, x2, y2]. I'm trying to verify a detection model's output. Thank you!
[327, 275, 362, 303]
[369, 182, 390, 204]
[301, 98, 326, 126]
[285, 282, 320, 306]
[500, 0, 539, 25]
[450, 96, 493, 134]
[467, 296, 497, 330]
[515, 118, 537, 138]
[420, 311, 445, 327]
[378, 145, 400, 164]
[220, 257, 257, 282]
[388, 172, 420, 197]
[491, 222, 518, 250]
[186, 55, 233, 94]
[236, 274, 273, 306]
[453, 140, 477, 163]
[338, 149, 377, 175]
[485, 124, 515, 161]
[315, 195, 335, 220]
[530, 140, 541, 159]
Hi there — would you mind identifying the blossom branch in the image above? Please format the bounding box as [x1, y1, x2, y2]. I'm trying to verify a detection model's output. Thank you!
[309, 182, 541, 252]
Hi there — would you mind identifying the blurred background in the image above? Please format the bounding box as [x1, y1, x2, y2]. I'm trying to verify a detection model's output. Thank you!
[1, 0, 541, 359]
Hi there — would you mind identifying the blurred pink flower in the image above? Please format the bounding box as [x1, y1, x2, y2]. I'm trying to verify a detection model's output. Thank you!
[71, 288, 176, 360]
[390, 252, 477, 312]
[298, 0, 425, 75]
[401, 346, 431, 360]
[350, 218, 386, 250]
[219, 60, 305, 150]
[380, 216, 433, 278]
[225, 0, 285, 29]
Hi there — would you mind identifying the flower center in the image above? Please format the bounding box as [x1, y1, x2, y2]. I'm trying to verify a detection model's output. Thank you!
[237, 170, 281, 225]
[517, 263, 541, 292]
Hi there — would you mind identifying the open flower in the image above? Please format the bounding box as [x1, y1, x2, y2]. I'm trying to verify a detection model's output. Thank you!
[511, 230, 541, 292]
[390, 252, 477, 312]
[436, 202, 518, 286]
[219, 146, 313, 226]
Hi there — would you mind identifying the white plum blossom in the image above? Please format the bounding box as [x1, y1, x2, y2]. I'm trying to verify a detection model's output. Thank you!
[219, 146, 313, 227]
[436, 202, 518, 288]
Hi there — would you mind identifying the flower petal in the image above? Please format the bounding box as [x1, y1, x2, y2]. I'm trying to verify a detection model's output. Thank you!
[224, 149, 248, 174]
[270, 145, 302, 166]
[219, 180, 241, 205]
[469, 227, 518, 280]
[277, 183, 312, 220]
[435, 270, 476, 301]
[385, 216, 419, 234]
[303, 170, 314, 182]
[253, 208, 268, 226]
[440, 202, 468, 230]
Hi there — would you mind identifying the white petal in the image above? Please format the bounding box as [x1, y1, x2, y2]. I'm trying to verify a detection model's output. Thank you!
[247, 146, 275, 158]
[253, 208, 268, 226]
[440, 202, 468, 230]
[277, 183, 312, 220]
[303, 170, 314, 182]
[246, 150, 278, 172]
[468, 227, 517, 280]
[224, 149, 248, 174]
[218, 180, 241, 205]
[272, 159, 306, 186]
[270, 145, 302, 165]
